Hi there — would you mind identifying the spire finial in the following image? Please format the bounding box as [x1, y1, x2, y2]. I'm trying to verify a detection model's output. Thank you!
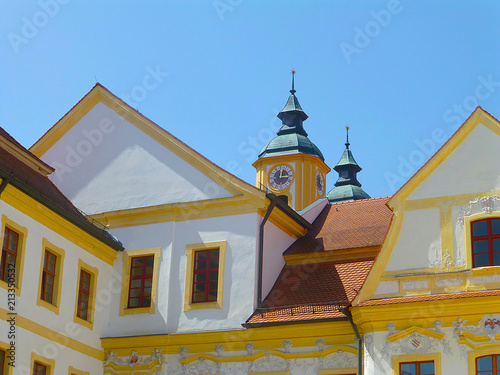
[345, 126, 350, 149]
[290, 69, 296, 94]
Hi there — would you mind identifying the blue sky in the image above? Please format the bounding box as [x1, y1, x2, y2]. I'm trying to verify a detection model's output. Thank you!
[2, 1, 500, 199]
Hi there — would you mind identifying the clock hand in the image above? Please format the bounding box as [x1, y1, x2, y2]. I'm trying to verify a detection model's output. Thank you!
[279, 167, 283, 178]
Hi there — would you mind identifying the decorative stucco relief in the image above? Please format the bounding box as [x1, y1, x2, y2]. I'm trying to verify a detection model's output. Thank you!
[103, 349, 166, 374]
[455, 195, 500, 266]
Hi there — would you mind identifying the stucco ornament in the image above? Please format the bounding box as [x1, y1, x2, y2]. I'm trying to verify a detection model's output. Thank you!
[179, 346, 189, 359]
[214, 344, 225, 357]
[452, 317, 475, 359]
[282, 339, 293, 353]
[455, 195, 500, 267]
[251, 351, 287, 372]
[434, 319, 444, 333]
[323, 349, 357, 368]
[245, 342, 255, 355]
[103, 349, 166, 374]
[479, 314, 500, 340]
[184, 357, 218, 375]
[381, 323, 396, 360]
[104, 351, 118, 366]
[457, 195, 500, 226]
[316, 337, 326, 351]
[452, 317, 467, 333]
[387, 321, 397, 335]
[443, 250, 453, 270]
[399, 332, 437, 354]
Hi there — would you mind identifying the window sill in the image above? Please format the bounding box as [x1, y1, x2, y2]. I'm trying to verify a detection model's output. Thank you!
[0, 278, 21, 297]
[470, 266, 500, 276]
[184, 300, 222, 312]
[74, 315, 94, 330]
[36, 298, 60, 315]
[120, 305, 155, 316]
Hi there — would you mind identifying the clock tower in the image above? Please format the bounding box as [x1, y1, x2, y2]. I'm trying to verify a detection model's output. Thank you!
[253, 72, 330, 211]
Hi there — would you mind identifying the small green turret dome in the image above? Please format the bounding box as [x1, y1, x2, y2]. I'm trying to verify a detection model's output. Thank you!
[258, 72, 324, 161]
[327, 127, 370, 203]
[259, 133, 324, 160]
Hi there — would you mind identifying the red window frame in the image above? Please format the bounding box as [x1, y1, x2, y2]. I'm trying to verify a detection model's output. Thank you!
[40, 250, 57, 304]
[399, 360, 435, 375]
[1, 227, 19, 282]
[471, 218, 500, 267]
[33, 361, 47, 375]
[0, 349, 5, 375]
[127, 255, 154, 308]
[77, 269, 91, 321]
[191, 248, 219, 303]
[476, 354, 500, 374]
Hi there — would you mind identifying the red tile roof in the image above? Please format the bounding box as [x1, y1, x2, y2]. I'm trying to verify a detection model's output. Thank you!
[285, 197, 393, 255]
[246, 260, 373, 324]
[0, 127, 122, 250]
[358, 289, 500, 306]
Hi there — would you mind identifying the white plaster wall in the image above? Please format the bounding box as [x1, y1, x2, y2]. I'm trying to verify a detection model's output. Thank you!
[385, 208, 442, 271]
[105, 213, 259, 336]
[300, 198, 328, 224]
[365, 327, 476, 375]
[174, 213, 258, 333]
[373, 280, 399, 295]
[40, 102, 232, 214]
[0, 322, 104, 374]
[104, 221, 174, 337]
[261, 217, 297, 301]
[0, 200, 116, 351]
[409, 124, 500, 200]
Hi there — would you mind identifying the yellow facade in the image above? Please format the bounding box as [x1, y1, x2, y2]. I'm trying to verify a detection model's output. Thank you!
[253, 153, 330, 211]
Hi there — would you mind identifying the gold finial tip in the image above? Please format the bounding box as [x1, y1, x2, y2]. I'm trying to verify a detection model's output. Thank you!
[291, 69, 295, 75]
[346, 126, 350, 130]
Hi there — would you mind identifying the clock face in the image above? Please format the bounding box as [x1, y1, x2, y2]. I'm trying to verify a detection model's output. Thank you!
[269, 165, 294, 189]
[316, 171, 324, 195]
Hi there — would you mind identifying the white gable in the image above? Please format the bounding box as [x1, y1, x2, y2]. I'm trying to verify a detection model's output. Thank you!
[409, 123, 500, 200]
[42, 102, 232, 214]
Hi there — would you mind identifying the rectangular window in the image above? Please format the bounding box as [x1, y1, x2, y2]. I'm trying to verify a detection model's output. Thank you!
[41, 250, 57, 304]
[73, 260, 98, 329]
[0, 227, 18, 283]
[37, 239, 65, 315]
[472, 219, 500, 267]
[477, 354, 500, 374]
[192, 248, 219, 303]
[400, 361, 435, 375]
[33, 362, 47, 375]
[184, 241, 226, 311]
[127, 255, 154, 308]
[77, 270, 91, 321]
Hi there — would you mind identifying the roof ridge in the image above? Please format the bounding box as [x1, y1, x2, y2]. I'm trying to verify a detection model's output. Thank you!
[330, 196, 391, 205]
[31, 83, 263, 195]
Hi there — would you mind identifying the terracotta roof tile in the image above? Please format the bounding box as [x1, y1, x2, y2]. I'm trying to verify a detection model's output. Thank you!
[246, 260, 373, 324]
[285, 197, 393, 255]
[358, 289, 500, 306]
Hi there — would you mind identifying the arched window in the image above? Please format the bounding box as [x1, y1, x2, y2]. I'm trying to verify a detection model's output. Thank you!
[476, 354, 500, 374]
[471, 218, 500, 267]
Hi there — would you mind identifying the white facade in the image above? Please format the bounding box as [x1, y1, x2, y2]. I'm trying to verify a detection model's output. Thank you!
[0, 189, 119, 374]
